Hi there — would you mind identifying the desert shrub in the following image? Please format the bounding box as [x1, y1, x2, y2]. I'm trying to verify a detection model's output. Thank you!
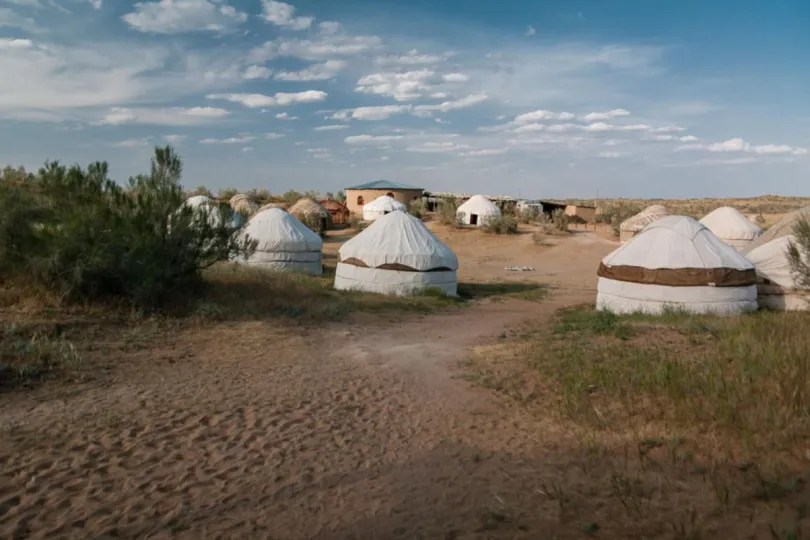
[0, 146, 255, 309]
[483, 214, 519, 235]
[302, 213, 328, 238]
[788, 217, 810, 292]
[189, 185, 213, 198]
[409, 198, 427, 219]
[217, 187, 239, 200]
[245, 188, 272, 204]
[438, 198, 463, 227]
[551, 208, 569, 232]
[519, 206, 540, 224]
[595, 201, 642, 227]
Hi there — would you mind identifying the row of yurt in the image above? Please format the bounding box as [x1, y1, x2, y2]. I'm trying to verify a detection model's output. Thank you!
[597, 210, 810, 315]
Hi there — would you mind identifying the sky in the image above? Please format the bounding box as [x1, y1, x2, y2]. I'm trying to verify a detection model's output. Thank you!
[1, 0, 808, 199]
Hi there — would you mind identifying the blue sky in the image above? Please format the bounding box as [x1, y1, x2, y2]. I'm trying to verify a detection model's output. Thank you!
[1, 0, 808, 199]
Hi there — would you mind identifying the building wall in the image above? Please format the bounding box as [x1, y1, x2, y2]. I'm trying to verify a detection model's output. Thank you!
[345, 188, 424, 215]
[565, 205, 596, 222]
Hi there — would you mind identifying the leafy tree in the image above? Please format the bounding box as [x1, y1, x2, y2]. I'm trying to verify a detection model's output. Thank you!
[217, 187, 239, 200]
[334, 190, 346, 202]
[281, 190, 303, 204]
[787, 216, 810, 291]
[0, 146, 255, 309]
[190, 185, 213, 198]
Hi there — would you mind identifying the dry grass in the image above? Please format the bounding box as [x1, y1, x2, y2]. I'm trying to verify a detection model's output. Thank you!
[464, 306, 810, 538]
[1, 323, 82, 391]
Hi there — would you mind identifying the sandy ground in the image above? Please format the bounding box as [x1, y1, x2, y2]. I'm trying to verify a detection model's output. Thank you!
[0, 225, 621, 539]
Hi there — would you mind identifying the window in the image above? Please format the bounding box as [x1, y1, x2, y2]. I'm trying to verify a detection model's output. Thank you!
[357, 196, 364, 205]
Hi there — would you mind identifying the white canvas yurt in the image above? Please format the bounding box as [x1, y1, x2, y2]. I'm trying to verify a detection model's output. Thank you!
[457, 195, 501, 226]
[699, 206, 762, 251]
[234, 208, 323, 274]
[743, 206, 810, 310]
[180, 195, 226, 227]
[596, 215, 758, 315]
[362, 195, 407, 221]
[619, 205, 669, 243]
[333, 211, 458, 296]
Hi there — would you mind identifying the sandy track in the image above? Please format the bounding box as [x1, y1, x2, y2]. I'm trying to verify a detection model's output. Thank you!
[1, 231, 616, 539]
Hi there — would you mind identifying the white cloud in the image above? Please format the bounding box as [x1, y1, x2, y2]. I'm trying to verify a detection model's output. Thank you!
[264, 132, 285, 140]
[650, 134, 674, 141]
[582, 122, 614, 132]
[0, 7, 44, 33]
[314, 124, 349, 131]
[793, 148, 809, 156]
[111, 137, 152, 148]
[407, 141, 470, 153]
[598, 151, 627, 158]
[200, 135, 255, 144]
[345, 134, 404, 145]
[206, 90, 327, 108]
[88, 0, 102, 9]
[442, 72, 469, 83]
[751, 144, 794, 155]
[525, 25, 535, 36]
[413, 93, 488, 114]
[164, 134, 186, 144]
[462, 148, 508, 156]
[512, 123, 545, 134]
[100, 106, 229, 125]
[615, 124, 651, 131]
[0, 38, 33, 49]
[355, 69, 435, 101]
[582, 108, 630, 121]
[122, 0, 247, 34]
[512, 110, 556, 124]
[558, 112, 575, 120]
[275, 59, 346, 81]
[679, 135, 699, 142]
[249, 34, 382, 63]
[374, 49, 448, 67]
[649, 125, 686, 133]
[331, 104, 412, 121]
[708, 138, 749, 152]
[261, 0, 312, 30]
[241, 146, 253, 152]
[275, 112, 298, 120]
[243, 65, 273, 80]
[546, 123, 578, 133]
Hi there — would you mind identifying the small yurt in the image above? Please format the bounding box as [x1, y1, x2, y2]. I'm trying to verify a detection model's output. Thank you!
[259, 202, 287, 212]
[229, 194, 258, 216]
[596, 215, 758, 315]
[457, 195, 501, 226]
[181, 195, 225, 227]
[699, 206, 762, 252]
[288, 198, 332, 231]
[619, 205, 669, 243]
[743, 206, 810, 310]
[234, 208, 323, 274]
[333, 211, 458, 296]
[362, 195, 407, 221]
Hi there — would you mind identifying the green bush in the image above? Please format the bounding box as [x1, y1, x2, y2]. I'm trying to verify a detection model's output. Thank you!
[409, 198, 427, 219]
[439, 198, 462, 227]
[519, 206, 540, 224]
[0, 146, 255, 309]
[483, 214, 519, 235]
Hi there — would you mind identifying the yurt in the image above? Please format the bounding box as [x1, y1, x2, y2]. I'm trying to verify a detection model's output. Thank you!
[596, 215, 758, 315]
[743, 206, 810, 310]
[288, 198, 332, 231]
[259, 202, 287, 212]
[619, 205, 669, 243]
[229, 194, 258, 216]
[362, 195, 407, 221]
[233, 208, 323, 274]
[333, 211, 458, 296]
[181, 195, 225, 227]
[699, 206, 762, 251]
[457, 195, 501, 226]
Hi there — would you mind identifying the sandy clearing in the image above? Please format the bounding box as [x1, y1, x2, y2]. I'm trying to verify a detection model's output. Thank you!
[0, 227, 617, 539]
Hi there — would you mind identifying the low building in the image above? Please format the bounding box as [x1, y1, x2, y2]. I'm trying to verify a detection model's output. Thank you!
[319, 199, 351, 225]
[565, 204, 597, 223]
[345, 180, 424, 216]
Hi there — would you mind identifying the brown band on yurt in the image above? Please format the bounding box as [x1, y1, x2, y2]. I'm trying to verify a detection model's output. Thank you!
[597, 263, 757, 287]
[341, 257, 453, 273]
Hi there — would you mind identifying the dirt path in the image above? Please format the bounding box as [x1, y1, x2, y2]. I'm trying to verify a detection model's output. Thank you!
[0, 232, 617, 539]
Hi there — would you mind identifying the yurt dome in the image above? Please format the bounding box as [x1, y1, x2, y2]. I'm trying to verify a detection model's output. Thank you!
[699, 206, 762, 252]
[743, 206, 810, 311]
[234, 208, 323, 274]
[333, 211, 458, 296]
[619, 205, 669, 243]
[597, 215, 758, 315]
[181, 195, 226, 227]
[362, 195, 407, 221]
[288, 198, 332, 230]
[259, 202, 287, 212]
[229, 194, 258, 215]
[457, 195, 501, 226]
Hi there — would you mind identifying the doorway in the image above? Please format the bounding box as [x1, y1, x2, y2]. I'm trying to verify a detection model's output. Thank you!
[470, 214, 479, 225]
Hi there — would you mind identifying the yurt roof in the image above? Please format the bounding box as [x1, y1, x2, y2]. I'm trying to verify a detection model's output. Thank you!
[364, 195, 407, 212]
[699, 206, 762, 240]
[744, 205, 810, 253]
[339, 211, 458, 271]
[259, 202, 287, 212]
[185, 195, 214, 208]
[229, 194, 258, 214]
[605, 215, 754, 269]
[620, 205, 670, 233]
[746, 235, 799, 290]
[288, 197, 330, 218]
[457, 194, 501, 216]
[240, 208, 323, 252]
[346, 179, 422, 190]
